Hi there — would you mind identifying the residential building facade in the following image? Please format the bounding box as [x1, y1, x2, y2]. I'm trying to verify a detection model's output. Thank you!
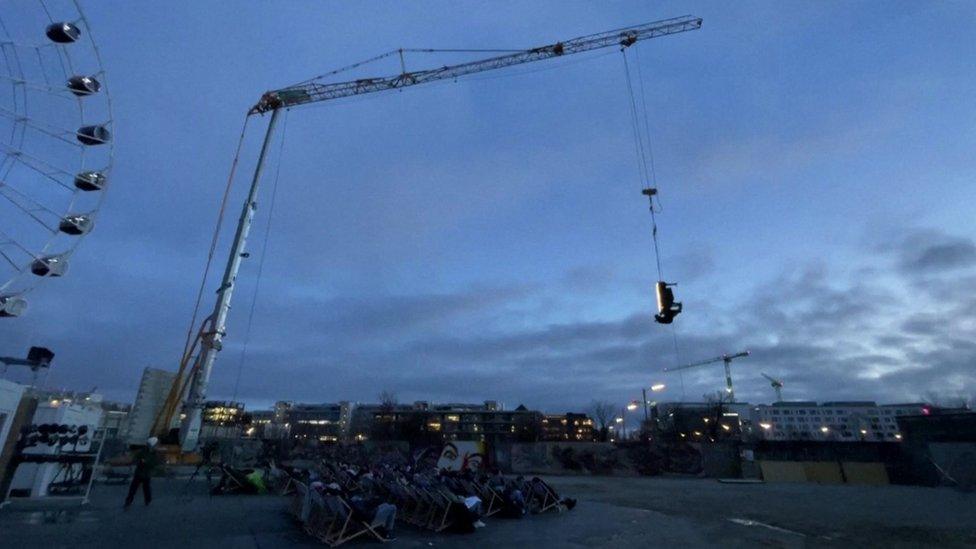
[285, 402, 351, 443]
[200, 400, 245, 439]
[749, 401, 932, 442]
[541, 413, 595, 441]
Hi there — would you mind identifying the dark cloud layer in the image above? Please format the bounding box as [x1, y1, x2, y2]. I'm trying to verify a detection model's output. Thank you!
[2, 227, 973, 412]
[207, 229, 976, 410]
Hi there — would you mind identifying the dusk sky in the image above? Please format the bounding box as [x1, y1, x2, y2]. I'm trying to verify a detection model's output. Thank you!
[2, 2, 974, 419]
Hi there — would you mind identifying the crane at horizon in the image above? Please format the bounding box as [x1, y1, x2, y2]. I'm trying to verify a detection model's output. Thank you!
[664, 351, 750, 402]
[762, 372, 784, 402]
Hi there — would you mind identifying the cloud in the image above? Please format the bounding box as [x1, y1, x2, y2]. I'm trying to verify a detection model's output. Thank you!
[911, 241, 976, 271]
[4, 224, 975, 412]
[225, 231, 975, 411]
[890, 229, 976, 273]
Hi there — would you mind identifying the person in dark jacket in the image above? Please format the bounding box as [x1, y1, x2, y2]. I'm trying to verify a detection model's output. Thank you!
[124, 437, 160, 508]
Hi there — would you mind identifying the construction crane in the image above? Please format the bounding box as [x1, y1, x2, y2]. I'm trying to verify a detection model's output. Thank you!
[761, 372, 784, 402]
[664, 351, 750, 402]
[152, 15, 703, 452]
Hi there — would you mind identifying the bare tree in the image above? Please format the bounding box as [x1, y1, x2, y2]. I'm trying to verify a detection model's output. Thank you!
[703, 390, 733, 404]
[923, 391, 971, 410]
[379, 390, 398, 412]
[590, 400, 615, 442]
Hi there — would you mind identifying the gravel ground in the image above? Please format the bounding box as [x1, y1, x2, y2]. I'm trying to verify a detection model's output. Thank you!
[0, 476, 973, 548]
[544, 475, 976, 548]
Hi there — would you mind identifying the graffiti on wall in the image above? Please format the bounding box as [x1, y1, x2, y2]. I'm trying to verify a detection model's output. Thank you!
[437, 441, 485, 471]
[412, 441, 486, 471]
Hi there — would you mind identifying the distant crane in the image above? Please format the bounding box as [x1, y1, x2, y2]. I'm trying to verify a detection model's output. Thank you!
[664, 351, 750, 402]
[761, 372, 784, 402]
[154, 16, 704, 452]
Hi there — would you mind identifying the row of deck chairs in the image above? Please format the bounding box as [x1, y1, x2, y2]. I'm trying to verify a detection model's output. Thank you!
[290, 480, 393, 546]
[379, 474, 487, 532]
[279, 459, 575, 546]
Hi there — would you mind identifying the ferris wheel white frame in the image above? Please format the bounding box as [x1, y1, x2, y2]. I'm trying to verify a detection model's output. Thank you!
[0, 0, 113, 318]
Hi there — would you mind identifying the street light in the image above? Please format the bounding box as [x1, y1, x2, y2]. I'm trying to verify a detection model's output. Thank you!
[641, 382, 667, 421]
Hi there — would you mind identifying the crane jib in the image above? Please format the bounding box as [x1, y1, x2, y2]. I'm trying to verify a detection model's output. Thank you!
[250, 15, 702, 115]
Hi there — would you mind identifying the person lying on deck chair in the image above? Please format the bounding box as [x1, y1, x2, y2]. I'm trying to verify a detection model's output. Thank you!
[322, 481, 398, 541]
[489, 469, 527, 518]
[437, 470, 486, 532]
[530, 477, 577, 511]
[211, 464, 266, 495]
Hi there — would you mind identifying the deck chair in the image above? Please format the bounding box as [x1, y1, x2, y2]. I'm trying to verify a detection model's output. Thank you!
[392, 482, 424, 527]
[423, 486, 456, 532]
[304, 490, 340, 543]
[409, 485, 437, 530]
[291, 481, 309, 521]
[212, 464, 258, 495]
[464, 479, 503, 517]
[408, 484, 438, 529]
[336, 470, 361, 493]
[323, 494, 388, 547]
[529, 478, 560, 513]
[269, 462, 298, 496]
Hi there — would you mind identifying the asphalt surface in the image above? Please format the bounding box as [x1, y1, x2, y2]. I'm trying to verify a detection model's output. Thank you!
[1, 476, 974, 548]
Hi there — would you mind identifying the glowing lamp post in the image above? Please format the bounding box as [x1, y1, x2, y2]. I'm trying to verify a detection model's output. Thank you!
[642, 383, 667, 421]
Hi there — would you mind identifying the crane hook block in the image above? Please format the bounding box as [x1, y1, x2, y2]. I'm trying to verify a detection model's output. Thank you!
[641, 188, 657, 197]
[654, 281, 682, 324]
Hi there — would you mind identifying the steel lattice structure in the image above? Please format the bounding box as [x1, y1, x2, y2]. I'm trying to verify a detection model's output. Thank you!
[251, 15, 701, 114]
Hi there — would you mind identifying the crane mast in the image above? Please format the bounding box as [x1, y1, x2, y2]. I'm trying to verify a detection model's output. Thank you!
[170, 15, 702, 451]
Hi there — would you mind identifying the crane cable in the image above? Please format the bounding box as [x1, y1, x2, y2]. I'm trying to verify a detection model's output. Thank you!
[179, 116, 251, 365]
[620, 49, 664, 281]
[231, 109, 289, 402]
[621, 47, 686, 397]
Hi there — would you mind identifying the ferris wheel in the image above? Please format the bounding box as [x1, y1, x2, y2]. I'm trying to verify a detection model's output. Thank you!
[0, 0, 112, 318]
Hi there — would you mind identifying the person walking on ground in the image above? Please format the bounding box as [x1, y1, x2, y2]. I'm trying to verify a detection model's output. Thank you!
[124, 437, 160, 508]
